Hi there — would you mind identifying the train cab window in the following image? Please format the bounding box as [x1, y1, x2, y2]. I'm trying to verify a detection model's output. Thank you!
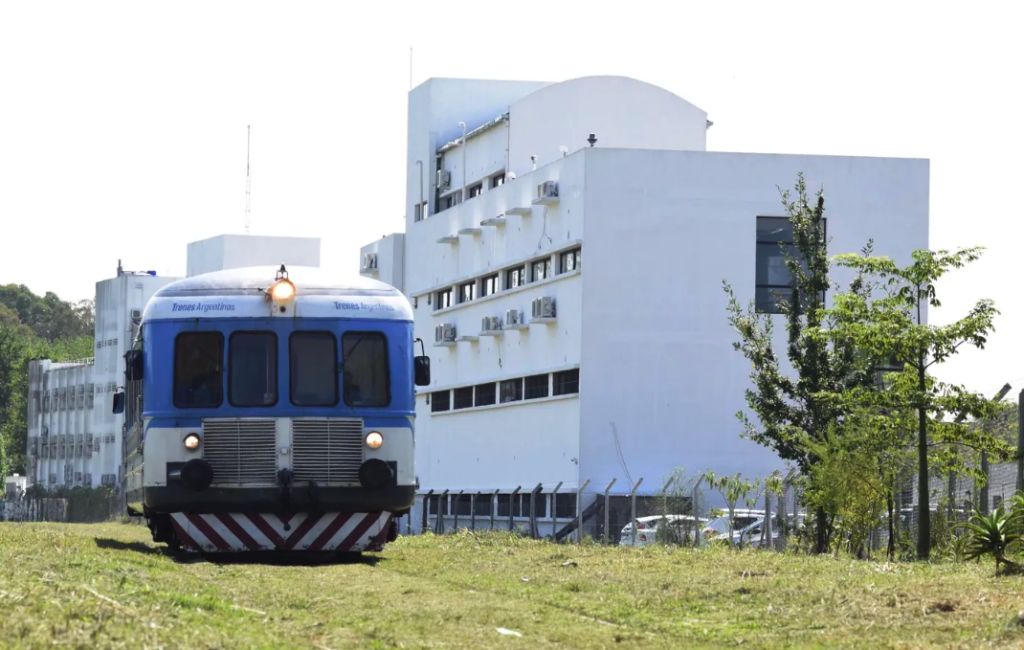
[174, 332, 224, 408]
[290, 332, 338, 406]
[342, 332, 390, 407]
[229, 332, 278, 407]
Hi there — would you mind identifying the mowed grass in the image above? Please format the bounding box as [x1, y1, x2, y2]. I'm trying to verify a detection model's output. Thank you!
[3, 524, 1024, 649]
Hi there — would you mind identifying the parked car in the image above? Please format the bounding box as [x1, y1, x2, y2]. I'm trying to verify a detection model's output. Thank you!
[619, 515, 708, 547]
[701, 510, 806, 546]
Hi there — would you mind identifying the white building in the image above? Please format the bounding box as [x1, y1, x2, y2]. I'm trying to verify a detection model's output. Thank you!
[361, 75, 929, 534]
[26, 236, 322, 491]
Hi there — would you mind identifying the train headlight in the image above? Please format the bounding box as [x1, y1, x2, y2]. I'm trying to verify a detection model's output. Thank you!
[270, 279, 296, 302]
[183, 433, 201, 451]
[365, 431, 384, 449]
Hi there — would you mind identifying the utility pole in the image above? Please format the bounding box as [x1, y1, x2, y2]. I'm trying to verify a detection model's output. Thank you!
[245, 125, 251, 234]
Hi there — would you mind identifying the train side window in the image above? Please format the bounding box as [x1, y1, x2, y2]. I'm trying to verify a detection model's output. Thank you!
[342, 332, 390, 407]
[290, 332, 339, 406]
[174, 332, 224, 408]
[229, 332, 278, 407]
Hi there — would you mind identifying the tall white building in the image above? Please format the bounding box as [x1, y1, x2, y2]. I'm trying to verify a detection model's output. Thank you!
[25, 236, 322, 491]
[361, 75, 929, 534]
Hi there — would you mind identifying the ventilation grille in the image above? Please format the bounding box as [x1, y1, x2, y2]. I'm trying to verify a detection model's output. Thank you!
[292, 418, 363, 484]
[202, 418, 277, 484]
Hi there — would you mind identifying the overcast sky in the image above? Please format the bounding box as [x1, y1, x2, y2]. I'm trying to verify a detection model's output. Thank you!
[1, 1, 1022, 395]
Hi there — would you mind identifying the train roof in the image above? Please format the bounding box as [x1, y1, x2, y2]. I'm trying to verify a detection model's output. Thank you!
[143, 265, 414, 322]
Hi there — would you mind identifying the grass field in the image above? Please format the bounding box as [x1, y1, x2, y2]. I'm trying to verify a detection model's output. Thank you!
[3, 523, 1024, 649]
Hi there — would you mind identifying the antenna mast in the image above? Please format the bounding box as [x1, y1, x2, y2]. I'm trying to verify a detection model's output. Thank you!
[245, 125, 251, 234]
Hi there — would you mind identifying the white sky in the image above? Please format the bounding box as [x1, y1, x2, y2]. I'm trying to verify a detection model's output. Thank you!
[1, 1, 1022, 396]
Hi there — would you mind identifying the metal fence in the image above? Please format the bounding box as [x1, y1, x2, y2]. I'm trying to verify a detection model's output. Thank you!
[1, 490, 123, 523]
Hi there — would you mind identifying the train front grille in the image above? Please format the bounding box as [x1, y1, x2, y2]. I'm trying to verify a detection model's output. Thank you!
[201, 418, 277, 484]
[292, 418, 363, 484]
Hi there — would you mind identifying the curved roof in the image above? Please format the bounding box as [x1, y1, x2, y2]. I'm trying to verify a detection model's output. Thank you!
[144, 265, 413, 322]
[514, 75, 705, 114]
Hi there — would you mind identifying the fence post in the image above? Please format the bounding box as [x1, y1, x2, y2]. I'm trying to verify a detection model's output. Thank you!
[471, 491, 478, 532]
[551, 481, 563, 541]
[529, 483, 542, 539]
[576, 479, 591, 543]
[980, 452, 990, 515]
[693, 474, 703, 547]
[509, 486, 521, 533]
[603, 478, 617, 544]
[763, 488, 772, 550]
[629, 478, 643, 547]
[454, 490, 464, 532]
[1016, 389, 1023, 494]
[490, 489, 499, 531]
[659, 477, 675, 545]
[437, 489, 449, 534]
[421, 489, 433, 534]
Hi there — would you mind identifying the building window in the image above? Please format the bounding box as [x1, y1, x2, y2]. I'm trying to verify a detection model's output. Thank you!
[554, 492, 577, 518]
[431, 390, 450, 412]
[173, 332, 224, 408]
[473, 493, 493, 516]
[427, 494, 447, 515]
[755, 217, 824, 313]
[459, 281, 475, 304]
[475, 382, 496, 406]
[553, 369, 580, 396]
[435, 288, 452, 310]
[342, 333, 390, 407]
[468, 183, 483, 198]
[500, 378, 522, 403]
[506, 266, 525, 290]
[290, 332, 338, 406]
[453, 386, 474, 410]
[490, 173, 505, 189]
[481, 274, 498, 297]
[560, 248, 581, 273]
[414, 203, 423, 222]
[531, 258, 552, 282]
[442, 191, 462, 211]
[498, 493, 547, 518]
[524, 374, 549, 400]
[452, 493, 472, 516]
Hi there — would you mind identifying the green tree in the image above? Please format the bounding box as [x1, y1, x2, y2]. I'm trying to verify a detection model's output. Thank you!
[828, 247, 1007, 560]
[723, 174, 878, 553]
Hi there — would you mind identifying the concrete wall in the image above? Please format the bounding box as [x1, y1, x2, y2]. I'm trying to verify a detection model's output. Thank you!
[360, 233, 406, 294]
[187, 234, 321, 277]
[508, 76, 708, 179]
[578, 148, 930, 502]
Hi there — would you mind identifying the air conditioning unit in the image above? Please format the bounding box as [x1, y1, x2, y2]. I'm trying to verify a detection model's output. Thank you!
[537, 181, 559, 199]
[49, 474, 57, 485]
[131, 309, 142, 320]
[442, 324, 457, 342]
[435, 325, 444, 343]
[41, 444, 49, 459]
[437, 169, 451, 191]
[41, 425, 48, 437]
[74, 471, 82, 484]
[83, 473, 92, 487]
[505, 309, 521, 325]
[93, 439, 100, 452]
[541, 296, 556, 318]
[481, 316, 502, 332]
[362, 253, 378, 270]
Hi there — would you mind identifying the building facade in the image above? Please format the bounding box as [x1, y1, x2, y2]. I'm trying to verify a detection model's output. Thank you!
[362, 75, 929, 533]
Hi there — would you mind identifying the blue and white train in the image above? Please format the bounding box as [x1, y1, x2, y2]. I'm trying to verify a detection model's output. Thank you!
[114, 265, 429, 553]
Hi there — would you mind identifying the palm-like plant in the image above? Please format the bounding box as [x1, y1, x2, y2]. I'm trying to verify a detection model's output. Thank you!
[958, 505, 1021, 576]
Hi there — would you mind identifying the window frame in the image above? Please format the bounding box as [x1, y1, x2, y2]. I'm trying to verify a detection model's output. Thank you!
[227, 331, 279, 408]
[490, 172, 505, 189]
[468, 183, 483, 198]
[474, 382, 497, 407]
[524, 374, 550, 400]
[341, 331, 392, 408]
[755, 216, 826, 314]
[531, 258, 552, 282]
[435, 288, 453, 310]
[559, 248, 582, 274]
[453, 386, 474, 410]
[459, 281, 476, 304]
[500, 378, 523, 403]
[288, 331, 339, 407]
[505, 266, 525, 290]
[431, 389, 451, 412]
[172, 331, 225, 409]
[553, 368, 580, 396]
[481, 274, 498, 298]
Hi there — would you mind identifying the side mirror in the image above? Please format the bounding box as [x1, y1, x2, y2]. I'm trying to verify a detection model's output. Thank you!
[125, 350, 144, 381]
[414, 355, 431, 386]
[112, 392, 125, 415]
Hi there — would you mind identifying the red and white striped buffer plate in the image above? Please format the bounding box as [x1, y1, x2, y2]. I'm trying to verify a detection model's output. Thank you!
[169, 512, 393, 553]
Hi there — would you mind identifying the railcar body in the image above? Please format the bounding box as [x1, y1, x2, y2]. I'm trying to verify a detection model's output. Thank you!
[114, 265, 429, 553]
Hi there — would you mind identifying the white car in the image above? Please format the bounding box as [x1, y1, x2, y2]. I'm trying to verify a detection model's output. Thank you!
[619, 515, 708, 547]
[702, 509, 806, 546]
